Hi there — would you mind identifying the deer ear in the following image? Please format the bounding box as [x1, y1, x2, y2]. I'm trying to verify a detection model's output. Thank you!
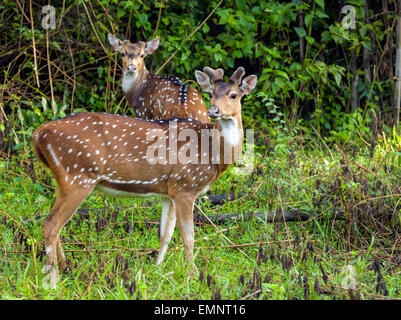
[145, 38, 160, 55]
[195, 70, 213, 93]
[108, 33, 122, 52]
[240, 75, 257, 95]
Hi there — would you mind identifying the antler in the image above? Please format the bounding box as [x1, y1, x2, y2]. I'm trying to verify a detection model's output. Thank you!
[203, 67, 224, 82]
[229, 67, 245, 84]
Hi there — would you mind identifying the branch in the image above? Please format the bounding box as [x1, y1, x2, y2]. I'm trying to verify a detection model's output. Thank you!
[155, 0, 224, 74]
[194, 210, 314, 225]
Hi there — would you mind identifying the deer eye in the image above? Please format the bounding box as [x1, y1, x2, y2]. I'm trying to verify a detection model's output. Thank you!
[140, 53, 145, 58]
[230, 94, 237, 99]
[121, 53, 126, 57]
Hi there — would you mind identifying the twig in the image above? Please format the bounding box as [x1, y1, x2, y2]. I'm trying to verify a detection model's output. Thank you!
[310, 124, 334, 160]
[45, 25, 55, 113]
[57, 0, 66, 31]
[198, 239, 319, 250]
[65, 34, 76, 112]
[79, 259, 104, 299]
[0, 209, 34, 241]
[197, 254, 248, 270]
[194, 202, 251, 260]
[81, 1, 108, 55]
[106, 52, 111, 113]
[355, 193, 401, 207]
[155, 0, 224, 74]
[29, 0, 40, 88]
[387, 237, 399, 267]
[15, 0, 30, 22]
[31, 53, 78, 87]
[240, 289, 261, 300]
[0, 63, 10, 121]
[151, 0, 164, 40]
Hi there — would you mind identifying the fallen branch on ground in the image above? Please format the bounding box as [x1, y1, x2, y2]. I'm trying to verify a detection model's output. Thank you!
[194, 209, 313, 224]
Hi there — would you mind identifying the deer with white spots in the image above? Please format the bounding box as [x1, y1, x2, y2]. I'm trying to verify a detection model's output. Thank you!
[108, 34, 210, 122]
[33, 66, 257, 288]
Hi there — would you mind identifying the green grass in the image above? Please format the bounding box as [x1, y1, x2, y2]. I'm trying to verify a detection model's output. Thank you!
[1, 125, 401, 300]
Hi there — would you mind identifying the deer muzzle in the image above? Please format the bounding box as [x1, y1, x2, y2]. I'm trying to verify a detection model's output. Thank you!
[126, 65, 137, 74]
[208, 105, 221, 118]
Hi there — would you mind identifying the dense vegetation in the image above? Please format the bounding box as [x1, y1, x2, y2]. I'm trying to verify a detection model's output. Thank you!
[1, 0, 401, 300]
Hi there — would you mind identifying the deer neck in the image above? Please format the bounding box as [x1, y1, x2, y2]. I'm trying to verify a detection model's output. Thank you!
[213, 113, 244, 174]
[122, 66, 150, 107]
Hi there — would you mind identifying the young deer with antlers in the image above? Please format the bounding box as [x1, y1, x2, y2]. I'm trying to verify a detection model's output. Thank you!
[108, 34, 210, 122]
[33, 66, 256, 288]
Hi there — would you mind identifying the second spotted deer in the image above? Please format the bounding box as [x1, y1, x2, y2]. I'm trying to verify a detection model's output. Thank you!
[108, 33, 210, 122]
[33, 66, 256, 288]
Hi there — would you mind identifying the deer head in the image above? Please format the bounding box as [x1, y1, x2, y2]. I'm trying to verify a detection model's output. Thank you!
[108, 33, 159, 77]
[195, 66, 257, 120]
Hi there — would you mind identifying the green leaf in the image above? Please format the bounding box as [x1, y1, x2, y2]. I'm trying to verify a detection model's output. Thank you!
[97, 66, 104, 78]
[315, 0, 325, 9]
[306, 36, 315, 45]
[315, 9, 329, 19]
[334, 71, 342, 87]
[294, 27, 306, 38]
[275, 70, 289, 80]
[139, 13, 148, 25]
[33, 183, 44, 193]
[289, 62, 302, 72]
[50, 41, 61, 51]
[35, 195, 48, 204]
[305, 13, 313, 26]
[117, 8, 125, 19]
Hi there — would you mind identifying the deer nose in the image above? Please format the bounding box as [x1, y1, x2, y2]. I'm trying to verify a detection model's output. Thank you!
[208, 105, 220, 118]
[126, 65, 136, 73]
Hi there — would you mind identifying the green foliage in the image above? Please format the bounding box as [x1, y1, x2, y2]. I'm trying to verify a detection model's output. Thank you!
[325, 109, 371, 146]
[4, 98, 68, 152]
[0, 0, 395, 151]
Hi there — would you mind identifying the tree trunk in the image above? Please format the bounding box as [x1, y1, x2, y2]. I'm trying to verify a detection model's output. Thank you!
[298, 0, 305, 63]
[363, 1, 371, 84]
[394, 0, 401, 129]
[383, 0, 394, 79]
[351, 49, 359, 112]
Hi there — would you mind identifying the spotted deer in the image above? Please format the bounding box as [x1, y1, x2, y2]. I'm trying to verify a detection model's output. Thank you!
[33, 66, 257, 288]
[108, 33, 210, 122]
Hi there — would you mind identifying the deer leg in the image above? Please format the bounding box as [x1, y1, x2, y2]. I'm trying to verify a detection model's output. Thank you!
[42, 186, 92, 288]
[156, 198, 176, 265]
[57, 238, 67, 271]
[46, 190, 68, 272]
[173, 194, 196, 266]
